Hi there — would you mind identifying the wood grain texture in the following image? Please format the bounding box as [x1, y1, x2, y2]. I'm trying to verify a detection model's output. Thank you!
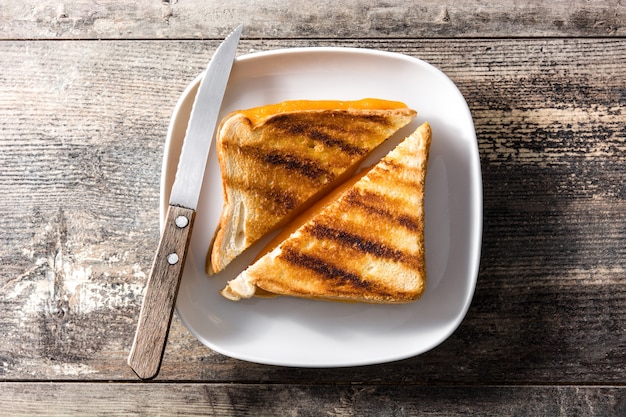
[0, 0, 625, 40]
[1, 383, 625, 416]
[2, 1, 626, 414]
[1, 38, 624, 386]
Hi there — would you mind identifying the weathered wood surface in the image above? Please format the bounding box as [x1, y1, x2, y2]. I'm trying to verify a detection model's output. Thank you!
[1, 383, 625, 416]
[1, 0, 625, 40]
[2, 0, 626, 414]
[1, 38, 625, 385]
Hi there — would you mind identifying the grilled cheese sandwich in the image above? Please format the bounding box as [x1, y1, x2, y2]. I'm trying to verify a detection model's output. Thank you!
[208, 99, 416, 274]
[221, 122, 432, 303]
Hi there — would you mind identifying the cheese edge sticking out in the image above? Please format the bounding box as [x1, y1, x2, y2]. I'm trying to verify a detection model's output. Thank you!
[239, 98, 410, 127]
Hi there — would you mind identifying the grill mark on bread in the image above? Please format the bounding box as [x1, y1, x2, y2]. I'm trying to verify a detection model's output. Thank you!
[377, 158, 421, 177]
[344, 189, 421, 232]
[366, 164, 426, 199]
[282, 122, 366, 156]
[305, 223, 419, 267]
[237, 144, 333, 181]
[397, 214, 421, 231]
[225, 177, 297, 215]
[263, 151, 332, 180]
[379, 159, 403, 170]
[306, 128, 368, 156]
[264, 188, 297, 212]
[281, 247, 372, 290]
[268, 112, 389, 156]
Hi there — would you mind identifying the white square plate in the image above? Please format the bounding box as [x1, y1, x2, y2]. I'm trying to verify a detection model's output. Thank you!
[162, 47, 482, 367]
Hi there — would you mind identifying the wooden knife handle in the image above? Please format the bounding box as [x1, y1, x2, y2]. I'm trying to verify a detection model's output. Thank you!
[128, 205, 196, 380]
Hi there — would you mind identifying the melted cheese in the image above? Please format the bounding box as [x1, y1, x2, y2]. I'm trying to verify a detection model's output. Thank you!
[240, 98, 409, 127]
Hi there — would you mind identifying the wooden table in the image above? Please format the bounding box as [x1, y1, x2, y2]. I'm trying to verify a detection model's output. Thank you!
[1, 1, 625, 415]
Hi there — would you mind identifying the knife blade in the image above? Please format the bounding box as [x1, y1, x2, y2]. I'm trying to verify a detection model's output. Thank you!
[128, 24, 243, 380]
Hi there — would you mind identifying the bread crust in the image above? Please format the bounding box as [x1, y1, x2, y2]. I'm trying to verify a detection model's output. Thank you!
[222, 122, 432, 303]
[208, 106, 416, 274]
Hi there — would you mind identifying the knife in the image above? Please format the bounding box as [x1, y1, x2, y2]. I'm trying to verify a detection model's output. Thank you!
[128, 24, 243, 380]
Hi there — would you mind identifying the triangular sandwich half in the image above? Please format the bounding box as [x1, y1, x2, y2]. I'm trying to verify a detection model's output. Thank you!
[221, 122, 431, 303]
[208, 99, 416, 274]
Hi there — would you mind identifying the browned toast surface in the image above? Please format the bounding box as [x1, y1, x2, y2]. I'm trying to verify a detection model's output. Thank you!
[221, 122, 432, 303]
[208, 100, 416, 274]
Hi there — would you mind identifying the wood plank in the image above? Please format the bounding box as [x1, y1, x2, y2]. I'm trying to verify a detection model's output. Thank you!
[0, 0, 625, 40]
[0, 38, 625, 383]
[1, 382, 625, 416]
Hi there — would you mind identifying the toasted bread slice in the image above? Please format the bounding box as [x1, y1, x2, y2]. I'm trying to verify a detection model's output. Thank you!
[221, 122, 432, 303]
[208, 99, 416, 274]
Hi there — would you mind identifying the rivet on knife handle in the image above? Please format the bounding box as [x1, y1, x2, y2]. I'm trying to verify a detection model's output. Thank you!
[128, 205, 195, 379]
